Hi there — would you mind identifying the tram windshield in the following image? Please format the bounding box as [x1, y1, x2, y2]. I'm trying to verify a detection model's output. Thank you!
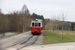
[32, 23, 34, 26]
[35, 23, 38, 26]
[32, 22, 41, 27]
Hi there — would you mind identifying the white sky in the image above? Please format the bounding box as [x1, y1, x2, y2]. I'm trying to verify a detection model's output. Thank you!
[0, 0, 75, 22]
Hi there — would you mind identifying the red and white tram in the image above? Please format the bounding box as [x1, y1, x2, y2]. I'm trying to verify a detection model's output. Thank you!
[30, 20, 42, 35]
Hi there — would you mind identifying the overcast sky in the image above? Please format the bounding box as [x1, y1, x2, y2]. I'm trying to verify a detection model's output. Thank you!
[0, 0, 75, 22]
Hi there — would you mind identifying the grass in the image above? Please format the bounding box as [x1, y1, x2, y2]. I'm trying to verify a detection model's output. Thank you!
[43, 30, 75, 44]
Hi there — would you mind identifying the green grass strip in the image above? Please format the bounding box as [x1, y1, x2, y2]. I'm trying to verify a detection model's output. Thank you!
[43, 30, 75, 44]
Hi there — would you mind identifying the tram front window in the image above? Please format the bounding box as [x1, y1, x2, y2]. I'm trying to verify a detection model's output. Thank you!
[32, 23, 34, 26]
[35, 23, 38, 27]
[38, 23, 41, 27]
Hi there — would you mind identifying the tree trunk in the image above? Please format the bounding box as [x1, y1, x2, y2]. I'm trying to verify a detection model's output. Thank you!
[62, 27, 63, 39]
[22, 15, 25, 32]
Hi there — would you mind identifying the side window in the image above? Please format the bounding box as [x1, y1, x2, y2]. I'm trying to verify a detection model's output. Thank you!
[32, 23, 34, 26]
[38, 23, 41, 27]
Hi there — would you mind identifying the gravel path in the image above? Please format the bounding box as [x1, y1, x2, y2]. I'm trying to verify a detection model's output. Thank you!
[20, 42, 75, 50]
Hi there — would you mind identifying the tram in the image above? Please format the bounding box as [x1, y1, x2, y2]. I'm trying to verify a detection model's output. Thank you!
[30, 20, 42, 35]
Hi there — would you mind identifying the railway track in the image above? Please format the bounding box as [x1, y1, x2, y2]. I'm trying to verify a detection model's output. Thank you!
[0, 34, 43, 50]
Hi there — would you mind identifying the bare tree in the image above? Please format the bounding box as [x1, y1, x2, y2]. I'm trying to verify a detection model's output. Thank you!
[44, 17, 57, 31]
[0, 9, 2, 15]
[21, 4, 30, 32]
[44, 21, 51, 30]
[21, 4, 30, 15]
[0, 15, 9, 36]
[43, 19, 49, 30]
[0, 9, 1, 13]
[59, 12, 67, 39]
